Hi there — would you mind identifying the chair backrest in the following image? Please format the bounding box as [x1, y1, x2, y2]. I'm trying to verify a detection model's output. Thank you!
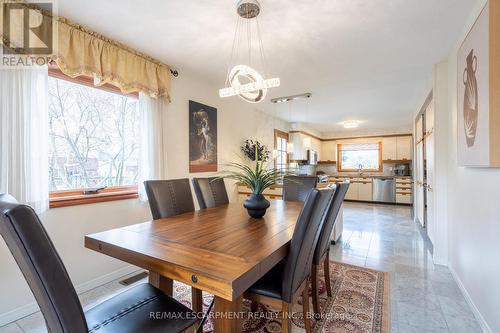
[281, 187, 335, 302]
[282, 176, 318, 202]
[313, 181, 350, 265]
[192, 177, 229, 209]
[144, 179, 195, 219]
[0, 195, 88, 333]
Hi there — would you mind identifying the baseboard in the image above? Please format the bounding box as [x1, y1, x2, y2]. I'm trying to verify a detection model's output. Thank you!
[0, 265, 140, 327]
[448, 265, 493, 333]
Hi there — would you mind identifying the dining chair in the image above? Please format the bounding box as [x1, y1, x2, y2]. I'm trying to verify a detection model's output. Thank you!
[310, 181, 350, 314]
[144, 179, 195, 219]
[192, 177, 229, 209]
[244, 187, 335, 333]
[0, 195, 197, 333]
[282, 175, 318, 202]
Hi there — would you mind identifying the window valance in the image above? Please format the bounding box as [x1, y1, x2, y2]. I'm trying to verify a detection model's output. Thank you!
[53, 18, 172, 100]
[1, 1, 172, 100]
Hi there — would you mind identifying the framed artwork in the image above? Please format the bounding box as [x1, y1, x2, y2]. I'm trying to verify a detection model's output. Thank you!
[457, 0, 500, 167]
[189, 100, 218, 172]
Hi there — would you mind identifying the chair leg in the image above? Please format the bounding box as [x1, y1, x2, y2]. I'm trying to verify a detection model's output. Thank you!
[311, 263, 320, 314]
[281, 301, 292, 333]
[324, 250, 332, 297]
[302, 280, 312, 333]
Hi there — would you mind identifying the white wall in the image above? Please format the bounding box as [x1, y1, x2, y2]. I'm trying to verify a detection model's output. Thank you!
[432, 0, 500, 331]
[0, 69, 289, 324]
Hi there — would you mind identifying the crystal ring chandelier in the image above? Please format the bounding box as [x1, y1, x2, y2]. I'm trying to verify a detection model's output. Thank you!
[219, 0, 280, 103]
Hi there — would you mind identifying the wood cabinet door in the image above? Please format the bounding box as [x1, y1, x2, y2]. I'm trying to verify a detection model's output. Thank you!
[321, 141, 336, 161]
[358, 182, 373, 201]
[396, 193, 412, 204]
[345, 182, 359, 200]
[396, 136, 412, 160]
[381, 137, 397, 160]
[289, 133, 306, 160]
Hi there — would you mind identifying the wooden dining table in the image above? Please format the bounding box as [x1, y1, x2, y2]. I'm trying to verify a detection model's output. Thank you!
[85, 200, 303, 332]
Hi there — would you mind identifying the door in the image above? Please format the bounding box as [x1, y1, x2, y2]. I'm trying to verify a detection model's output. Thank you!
[415, 116, 425, 227]
[345, 182, 359, 200]
[425, 102, 435, 243]
[358, 182, 373, 201]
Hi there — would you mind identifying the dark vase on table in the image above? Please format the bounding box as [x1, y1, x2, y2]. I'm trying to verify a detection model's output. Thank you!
[243, 194, 270, 218]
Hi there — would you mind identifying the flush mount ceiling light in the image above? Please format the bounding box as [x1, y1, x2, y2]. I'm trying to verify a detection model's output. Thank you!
[342, 120, 360, 129]
[219, 0, 280, 103]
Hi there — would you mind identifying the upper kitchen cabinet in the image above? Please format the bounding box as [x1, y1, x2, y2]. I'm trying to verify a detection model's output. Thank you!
[289, 131, 322, 161]
[381, 137, 397, 161]
[289, 132, 307, 160]
[396, 136, 412, 160]
[320, 140, 337, 162]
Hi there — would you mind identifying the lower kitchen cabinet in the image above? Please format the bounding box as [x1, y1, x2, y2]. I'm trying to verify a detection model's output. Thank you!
[357, 182, 373, 201]
[345, 182, 358, 200]
[396, 192, 412, 204]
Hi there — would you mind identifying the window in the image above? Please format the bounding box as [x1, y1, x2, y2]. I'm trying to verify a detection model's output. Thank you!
[48, 67, 139, 207]
[337, 142, 382, 172]
[274, 129, 289, 170]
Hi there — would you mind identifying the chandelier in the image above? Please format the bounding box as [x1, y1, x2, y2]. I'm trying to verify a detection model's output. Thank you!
[219, 0, 280, 103]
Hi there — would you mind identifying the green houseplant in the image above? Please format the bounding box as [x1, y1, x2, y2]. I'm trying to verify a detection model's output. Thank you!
[218, 142, 290, 218]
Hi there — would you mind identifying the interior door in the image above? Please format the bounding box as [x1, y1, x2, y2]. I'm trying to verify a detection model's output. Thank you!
[425, 102, 435, 243]
[415, 117, 425, 227]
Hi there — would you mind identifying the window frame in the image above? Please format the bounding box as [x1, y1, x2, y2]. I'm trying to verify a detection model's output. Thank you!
[337, 142, 383, 172]
[274, 129, 289, 170]
[48, 64, 139, 208]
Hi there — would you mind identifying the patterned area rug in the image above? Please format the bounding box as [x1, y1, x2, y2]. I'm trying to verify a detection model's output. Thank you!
[173, 261, 390, 332]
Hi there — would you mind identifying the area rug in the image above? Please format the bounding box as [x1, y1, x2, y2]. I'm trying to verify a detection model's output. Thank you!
[172, 261, 390, 332]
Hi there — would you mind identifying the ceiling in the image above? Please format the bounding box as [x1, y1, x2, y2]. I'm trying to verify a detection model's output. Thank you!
[57, 0, 477, 135]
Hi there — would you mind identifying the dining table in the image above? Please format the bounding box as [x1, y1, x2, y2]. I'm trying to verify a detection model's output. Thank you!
[85, 200, 303, 333]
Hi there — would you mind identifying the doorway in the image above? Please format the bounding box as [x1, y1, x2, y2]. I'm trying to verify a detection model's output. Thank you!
[414, 92, 434, 247]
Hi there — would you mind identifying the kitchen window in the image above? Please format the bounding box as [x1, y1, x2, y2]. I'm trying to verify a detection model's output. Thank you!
[337, 142, 382, 172]
[274, 129, 289, 170]
[48, 66, 139, 207]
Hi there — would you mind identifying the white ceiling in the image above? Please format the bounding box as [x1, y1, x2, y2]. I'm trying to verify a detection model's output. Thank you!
[57, 0, 477, 135]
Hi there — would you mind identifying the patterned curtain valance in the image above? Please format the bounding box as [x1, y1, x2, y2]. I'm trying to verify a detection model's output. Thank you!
[53, 18, 171, 100]
[0, 1, 172, 100]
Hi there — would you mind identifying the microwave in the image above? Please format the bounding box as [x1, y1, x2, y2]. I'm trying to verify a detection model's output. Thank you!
[307, 150, 318, 165]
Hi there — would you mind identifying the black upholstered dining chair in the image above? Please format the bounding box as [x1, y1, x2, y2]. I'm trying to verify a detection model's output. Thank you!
[282, 175, 318, 202]
[0, 194, 197, 333]
[192, 177, 229, 209]
[245, 188, 335, 333]
[310, 181, 350, 314]
[144, 179, 195, 219]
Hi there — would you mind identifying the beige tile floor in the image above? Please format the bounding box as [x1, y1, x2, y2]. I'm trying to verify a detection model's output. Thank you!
[0, 202, 482, 333]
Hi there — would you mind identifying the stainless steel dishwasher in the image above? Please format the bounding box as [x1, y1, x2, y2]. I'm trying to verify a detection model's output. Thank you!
[372, 177, 396, 202]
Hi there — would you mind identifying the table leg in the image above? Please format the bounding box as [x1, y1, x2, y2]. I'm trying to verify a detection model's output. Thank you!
[192, 288, 203, 331]
[148, 271, 173, 296]
[213, 295, 243, 333]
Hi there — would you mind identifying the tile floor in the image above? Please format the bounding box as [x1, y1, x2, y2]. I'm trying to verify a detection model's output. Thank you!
[0, 202, 482, 333]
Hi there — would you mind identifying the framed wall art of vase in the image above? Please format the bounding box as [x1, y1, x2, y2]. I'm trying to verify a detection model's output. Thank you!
[458, 0, 500, 167]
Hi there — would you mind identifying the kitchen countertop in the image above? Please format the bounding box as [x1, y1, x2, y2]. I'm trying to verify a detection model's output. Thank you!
[328, 174, 412, 179]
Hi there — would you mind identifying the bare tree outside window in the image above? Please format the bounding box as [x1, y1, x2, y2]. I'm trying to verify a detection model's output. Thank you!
[48, 77, 139, 191]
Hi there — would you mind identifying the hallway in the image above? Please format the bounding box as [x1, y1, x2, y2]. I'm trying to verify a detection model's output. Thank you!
[332, 202, 481, 332]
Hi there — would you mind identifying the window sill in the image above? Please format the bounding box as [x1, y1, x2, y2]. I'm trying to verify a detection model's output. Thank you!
[49, 186, 139, 209]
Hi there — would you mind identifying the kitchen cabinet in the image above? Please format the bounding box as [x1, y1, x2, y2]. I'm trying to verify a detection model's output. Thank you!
[320, 141, 337, 162]
[396, 136, 412, 160]
[289, 132, 307, 160]
[381, 137, 397, 161]
[396, 192, 412, 204]
[345, 182, 358, 200]
[357, 181, 373, 201]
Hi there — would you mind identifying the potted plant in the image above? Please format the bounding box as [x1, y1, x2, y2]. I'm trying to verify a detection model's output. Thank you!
[218, 141, 289, 218]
